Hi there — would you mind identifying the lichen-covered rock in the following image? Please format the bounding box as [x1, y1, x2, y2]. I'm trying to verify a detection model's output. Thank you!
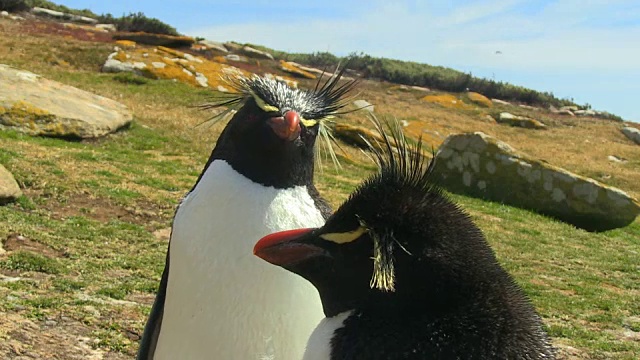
[621, 127, 640, 145]
[332, 123, 385, 149]
[279, 61, 316, 79]
[101, 46, 249, 89]
[466, 92, 492, 107]
[0, 164, 21, 205]
[497, 112, 546, 129]
[112, 32, 194, 48]
[433, 132, 640, 231]
[0, 64, 132, 139]
[421, 93, 473, 110]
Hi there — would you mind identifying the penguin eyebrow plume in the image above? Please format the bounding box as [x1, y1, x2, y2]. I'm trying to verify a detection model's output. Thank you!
[358, 115, 442, 292]
[370, 229, 396, 292]
[199, 64, 358, 122]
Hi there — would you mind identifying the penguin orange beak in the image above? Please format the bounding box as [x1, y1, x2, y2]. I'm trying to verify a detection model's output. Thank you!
[254, 228, 327, 266]
[268, 111, 301, 141]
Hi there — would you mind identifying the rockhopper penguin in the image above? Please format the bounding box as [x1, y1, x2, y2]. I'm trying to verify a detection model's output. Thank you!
[137, 70, 357, 359]
[254, 118, 556, 359]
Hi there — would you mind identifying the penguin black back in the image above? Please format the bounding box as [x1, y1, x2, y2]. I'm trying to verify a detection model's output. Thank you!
[254, 118, 556, 359]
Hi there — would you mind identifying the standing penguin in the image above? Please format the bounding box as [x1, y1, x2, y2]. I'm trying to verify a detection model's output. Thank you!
[137, 70, 356, 359]
[254, 119, 556, 359]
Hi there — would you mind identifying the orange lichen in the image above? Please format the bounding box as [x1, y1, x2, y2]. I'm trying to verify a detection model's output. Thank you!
[279, 60, 316, 79]
[115, 40, 137, 48]
[421, 93, 473, 110]
[466, 92, 493, 107]
[109, 46, 250, 89]
[212, 56, 227, 64]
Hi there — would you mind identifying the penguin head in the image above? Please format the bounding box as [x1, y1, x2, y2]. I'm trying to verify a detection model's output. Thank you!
[202, 69, 357, 188]
[254, 118, 493, 316]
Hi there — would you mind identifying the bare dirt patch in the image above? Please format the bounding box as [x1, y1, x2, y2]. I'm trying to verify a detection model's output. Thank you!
[31, 189, 173, 230]
[3, 233, 63, 258]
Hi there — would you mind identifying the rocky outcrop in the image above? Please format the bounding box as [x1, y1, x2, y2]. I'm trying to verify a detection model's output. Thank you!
[31, 7, 98, 24]
[102, 46, 248, 89]
[432, 132, 640, 231]
[0, 64, 132, 139]
[621, 127, 640, 145]
[497, 112, 546, 129]
[112, 32, 195, 48]
[101, 47, 299, 90]
[0, 164, 22, 204]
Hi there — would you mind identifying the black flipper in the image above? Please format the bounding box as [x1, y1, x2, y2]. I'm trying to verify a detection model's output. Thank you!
[137, 250, 170, 360]
[307, 184, 332, 220]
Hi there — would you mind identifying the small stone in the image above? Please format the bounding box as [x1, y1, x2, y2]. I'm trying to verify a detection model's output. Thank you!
[353, 100, 374, 112]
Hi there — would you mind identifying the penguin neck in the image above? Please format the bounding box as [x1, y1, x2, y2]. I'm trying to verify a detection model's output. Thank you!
[196, 119, 317, 190]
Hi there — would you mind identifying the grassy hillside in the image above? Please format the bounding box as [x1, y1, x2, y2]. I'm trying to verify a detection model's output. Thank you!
[0, 16, 639, 360]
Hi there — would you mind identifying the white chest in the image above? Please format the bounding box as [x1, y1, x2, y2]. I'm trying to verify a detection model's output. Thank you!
[155, 160, 326, 360]
[303, 311, 353, 360]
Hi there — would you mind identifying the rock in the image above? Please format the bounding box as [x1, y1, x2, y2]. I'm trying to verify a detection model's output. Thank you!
[241, 46, 274, 60]
[198, 40, 229, 53]
[279, 61, 316, 79]
[466, 92, 492, 107]
[560, 105, 579, 112]
[621, 127, 640, 145]
[1, 11, 8, 17]
[285, 62, 326, 76]
[0, 164, 21, 205]
[95, 23, 116, 32]
[607, 155, 626, 163]
[0, 64, 132, 139]
[574, 109, 596, 116]
[422, 93, 473, 110]
[31, 7, 97, 24]
[410, 85, 431, 92]
[492, 98, 511, 106]
[497, 112, 546, 129]
[557, 109, 575, 116]
[353, 100, 374, 112]
[224, 54, 247, 62]
[518, 104, 540, 111]
[112, 32, 195, 48]
[433, 132, 640, 231]
[100, 47, 259, 90]
[223, 42, 243, 52]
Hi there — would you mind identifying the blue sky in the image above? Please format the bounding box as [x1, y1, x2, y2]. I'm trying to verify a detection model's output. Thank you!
[58, 0, 640, 122]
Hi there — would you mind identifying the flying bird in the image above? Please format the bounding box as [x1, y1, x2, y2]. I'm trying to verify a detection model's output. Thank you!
[254, 118, 556, 359]
[137, 68, 357, 359]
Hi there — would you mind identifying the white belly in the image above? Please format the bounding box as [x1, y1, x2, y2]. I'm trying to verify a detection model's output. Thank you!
[302, 311, 352, 360]
[155, 160, 326, 360]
